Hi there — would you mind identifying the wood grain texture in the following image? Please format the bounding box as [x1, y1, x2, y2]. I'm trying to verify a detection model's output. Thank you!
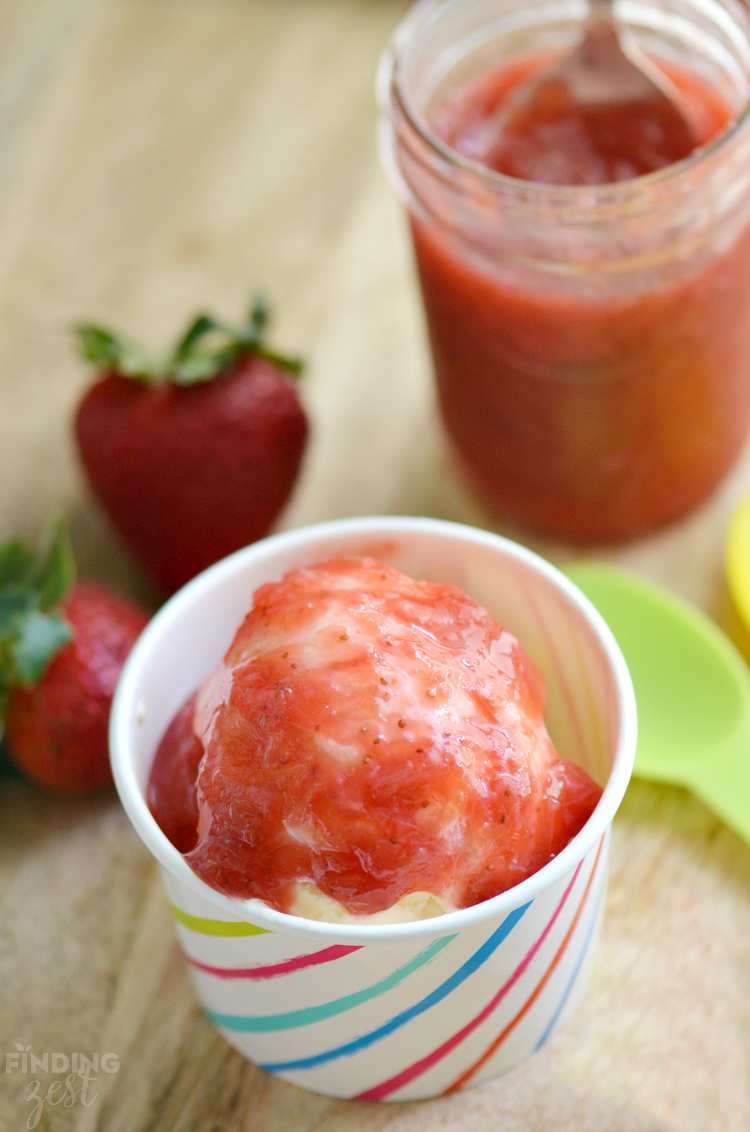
[0, 1, 749, 1129]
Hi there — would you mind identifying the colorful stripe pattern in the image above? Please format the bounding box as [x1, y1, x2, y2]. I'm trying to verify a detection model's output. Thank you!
[169, 905, 267, 936]
[185, 944, 362, 980]
[161, 832, 607, 1099]
[205, 933, 455, 1032]
[354, 856, 587, 1101]
[259, 902, 530, 1073]
[444, 835, 605, 1092]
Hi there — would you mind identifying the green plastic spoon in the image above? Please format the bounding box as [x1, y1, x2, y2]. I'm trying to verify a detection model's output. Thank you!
[564, 560, 750, 845]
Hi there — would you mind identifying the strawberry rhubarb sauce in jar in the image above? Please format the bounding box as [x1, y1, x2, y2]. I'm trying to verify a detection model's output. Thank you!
[378, 0, 750, 541]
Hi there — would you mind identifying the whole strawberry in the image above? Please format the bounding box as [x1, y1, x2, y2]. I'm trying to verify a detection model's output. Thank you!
[1, 525, 149, 793]
[74, 296, 308, 594]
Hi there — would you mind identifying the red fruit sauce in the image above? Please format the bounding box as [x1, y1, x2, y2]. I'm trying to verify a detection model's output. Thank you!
[409, 57, 750, 540]
[146, 692, 203, 853]
[148, 558, 601, 917]
[433, 56, 724, 185]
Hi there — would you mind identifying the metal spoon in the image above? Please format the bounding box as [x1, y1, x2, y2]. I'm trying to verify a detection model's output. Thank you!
[564, 561, 750, 845]
[473, 0, 698, 183]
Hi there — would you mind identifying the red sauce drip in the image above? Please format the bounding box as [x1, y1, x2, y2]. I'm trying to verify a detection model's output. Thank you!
[147, 559, 602, 916]
[147, 692, 203, 854]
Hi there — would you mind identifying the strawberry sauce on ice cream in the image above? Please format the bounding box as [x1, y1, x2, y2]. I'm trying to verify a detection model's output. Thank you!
[148, 558, 601, 918]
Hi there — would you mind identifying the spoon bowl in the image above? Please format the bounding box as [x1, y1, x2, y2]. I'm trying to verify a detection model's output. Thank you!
[474, 0, 698, 182]
[565, 561, 750, 844]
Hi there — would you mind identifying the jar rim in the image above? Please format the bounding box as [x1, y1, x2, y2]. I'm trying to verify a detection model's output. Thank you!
[384, 0, 750, 203]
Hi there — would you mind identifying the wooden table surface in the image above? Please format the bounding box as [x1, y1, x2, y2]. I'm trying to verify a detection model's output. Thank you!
[1, 1, 750, 1129]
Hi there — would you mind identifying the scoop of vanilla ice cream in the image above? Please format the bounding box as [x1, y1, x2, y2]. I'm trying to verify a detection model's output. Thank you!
[186, 557, 601, 917]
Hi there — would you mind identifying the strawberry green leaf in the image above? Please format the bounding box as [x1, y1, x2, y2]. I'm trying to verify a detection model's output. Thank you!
[169, 295, 303, 385]
[254, 346, 303, 377]
[0, 523, 74, 606]
[248, 293, 268, 337]
[0, 543, 36, 587]
[75, 294, 304, 388]
[31, 521, 76, 610]
[74, 323, 161, 381]
[171, 351, 232, 385]
[171, 314, 221, 362]
[0, 523, 77, 727]
[0, 588, 38, 634]
[10, 610, 72, 686]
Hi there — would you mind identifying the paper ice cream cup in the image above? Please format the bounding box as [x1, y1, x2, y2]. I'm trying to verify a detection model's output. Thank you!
[110, 517, 636, 1100]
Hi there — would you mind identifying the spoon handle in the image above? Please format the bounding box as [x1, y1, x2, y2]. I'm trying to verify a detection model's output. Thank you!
[688, 733, 750, 846]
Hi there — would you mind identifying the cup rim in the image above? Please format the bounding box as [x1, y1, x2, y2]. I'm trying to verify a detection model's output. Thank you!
[110, 516, 636, 944]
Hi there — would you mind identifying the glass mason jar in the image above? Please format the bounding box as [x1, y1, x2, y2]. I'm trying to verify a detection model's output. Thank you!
[378, 0, 750, 541]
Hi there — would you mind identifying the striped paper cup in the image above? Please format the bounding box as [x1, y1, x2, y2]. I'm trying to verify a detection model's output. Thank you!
[110, 517, 636, 1100]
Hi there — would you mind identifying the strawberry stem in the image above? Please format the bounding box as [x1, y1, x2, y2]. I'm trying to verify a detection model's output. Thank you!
[74, 295, 303, 387]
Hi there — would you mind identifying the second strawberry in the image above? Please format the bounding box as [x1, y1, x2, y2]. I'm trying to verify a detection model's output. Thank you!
[74, 297, 309, 594]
